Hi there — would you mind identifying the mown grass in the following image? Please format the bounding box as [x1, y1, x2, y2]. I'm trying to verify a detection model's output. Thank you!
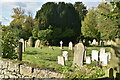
[22, 46, 111, 72]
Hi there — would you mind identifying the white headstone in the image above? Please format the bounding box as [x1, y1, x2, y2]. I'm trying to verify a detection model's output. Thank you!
[60, 41, 63, 49]
[92, 39, 96, 45]
[35, 40, 40, 48]
[19, 39, 25, 52]
[58, 56, 65, 65]
[25, 41, 27, 48]
[92, 50, 99, 61]
[68, 42, 73, 50]
[62, 51, 68, 61]
[86, 56, 91, 64]
[100, 53, 108, 66]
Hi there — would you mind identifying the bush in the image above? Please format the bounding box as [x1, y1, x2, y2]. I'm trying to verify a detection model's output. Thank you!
[2, 26, 18, 59]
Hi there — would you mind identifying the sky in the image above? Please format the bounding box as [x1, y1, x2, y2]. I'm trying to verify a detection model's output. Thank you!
[0, 0, 104, 26]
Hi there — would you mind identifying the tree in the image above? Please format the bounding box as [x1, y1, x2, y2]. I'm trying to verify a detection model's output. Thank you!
[74, 2, 87, 20]
[81, 8, 100, 40]
[10, 7, 33, 40]
[96, 2, 120, 40]
[35, 2, 81, 45]
[2, 26, 18, 59]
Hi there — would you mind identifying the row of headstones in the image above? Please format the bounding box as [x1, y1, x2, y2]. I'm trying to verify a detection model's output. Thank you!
[90, 39, 112, 45]
[60, 41, 73, 50]
[58, 42, 111, 67]
[86, 48, 111, 66]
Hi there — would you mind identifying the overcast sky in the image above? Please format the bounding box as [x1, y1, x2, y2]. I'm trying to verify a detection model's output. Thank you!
[0, 0, 103, 26]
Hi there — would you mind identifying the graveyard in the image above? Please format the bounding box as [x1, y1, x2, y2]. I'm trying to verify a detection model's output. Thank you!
[1, 1, 120, 80]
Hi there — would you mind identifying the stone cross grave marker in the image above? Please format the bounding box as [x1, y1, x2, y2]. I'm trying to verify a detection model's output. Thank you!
[92, 50, 99, 61]
[68, 41, 73, 50]
[58, 56, 65, 65]
[19, 39, 25, 52]
[100, 53, 108, 66]
[73, 43, 85, 67]
[60, 41, 63, 49]
[86, 56, 91, 64]
[35, 40, 40, 48]
[62, 51, 68, 61]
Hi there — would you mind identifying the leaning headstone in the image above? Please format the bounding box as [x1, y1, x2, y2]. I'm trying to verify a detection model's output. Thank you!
[19, 39, 25, 52]
[86, 56, 91, 64]
[35, 40, 40, 48]
[62, 51, 68, 61]
[100, 53, 108, 66]
[92, 39, 96, 45]
[58, 56, 65, 65]
[60, 41, 63, 49]
[73, 43, 85, 67]
[68, 41, 73, 50]
[92, 50, 99, 61]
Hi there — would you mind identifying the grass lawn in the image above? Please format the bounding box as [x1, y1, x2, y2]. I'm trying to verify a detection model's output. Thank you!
[22, 46, 111, 73]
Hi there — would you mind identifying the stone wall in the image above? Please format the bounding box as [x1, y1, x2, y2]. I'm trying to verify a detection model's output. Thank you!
[0, 59, 63, 79]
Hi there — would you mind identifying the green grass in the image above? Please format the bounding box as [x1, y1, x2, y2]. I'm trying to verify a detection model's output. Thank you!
[23, 46, 111, 71]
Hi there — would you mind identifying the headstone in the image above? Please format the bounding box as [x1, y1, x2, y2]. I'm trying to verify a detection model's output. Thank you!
[84, 49, 87, 59]
[73, 43, 85, 67]
[100, 48, 105, 54]
[58, 56, 65, 65]
[86, 56, 91, 64]
[60, 41, 63, 49]
[19, 39, 25, 52]
[62, 51, 68, 61]
[100, 53, 108, 66]
[35, 40, 40, 48]
[27, 39, 30, 47]
[68, 41, 73, 50]
[25, 41, 27, 48]
[92, 50, 99, 61]
[106, 52, 111, 61]
[92, 39, 96, 45]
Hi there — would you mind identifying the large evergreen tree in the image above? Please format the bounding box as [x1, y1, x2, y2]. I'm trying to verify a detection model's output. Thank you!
[34, 2, 86, 45]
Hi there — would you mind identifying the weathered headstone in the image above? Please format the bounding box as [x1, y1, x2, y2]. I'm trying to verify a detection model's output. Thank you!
[27, 39, 30, 47]
[100, 48, 105, 54]
[58, 56, 65, 65]
[25, 41, 27, 48]
[106, 52, 111, 61]
[92, 39, 96, 45]
[92, 50, 99, 61]
[68, 41, 73, 50]
[73, 43, 85, 67]
[60, 41, 63, 49]
[62, 51, 68, 61]
[100, 53, 108, 66]
[35, 40, 40, 48]
[86, 56, 91, 64]
[19, 39, 25, 52]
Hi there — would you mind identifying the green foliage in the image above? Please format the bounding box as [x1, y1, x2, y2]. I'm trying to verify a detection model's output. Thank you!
[2, 26, 18, 59]
[82, 2, 120, 40]
[35, 2, 87, 45]
[82, 8, 99, 39]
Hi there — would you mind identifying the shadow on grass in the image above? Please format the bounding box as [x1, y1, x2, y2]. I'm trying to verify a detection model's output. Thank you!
[24, 51, 40, 55]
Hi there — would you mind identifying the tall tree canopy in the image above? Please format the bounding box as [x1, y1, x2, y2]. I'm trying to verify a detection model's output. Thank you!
[34, 2, 87, 45]
[82, 2, 120, 41]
